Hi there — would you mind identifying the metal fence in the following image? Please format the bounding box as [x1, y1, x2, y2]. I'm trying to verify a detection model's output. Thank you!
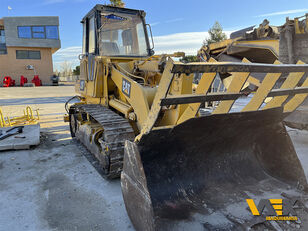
[59, 75, 79, 82]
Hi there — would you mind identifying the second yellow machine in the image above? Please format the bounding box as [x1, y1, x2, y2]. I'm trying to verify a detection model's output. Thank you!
[66, 5, 308, 231]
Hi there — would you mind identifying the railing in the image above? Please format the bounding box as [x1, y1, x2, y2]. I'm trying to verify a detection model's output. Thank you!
[137, 58, 308, 138]
[163, 60, 308, 114]
[0, 106, 39, 127]
[58, 75, 79, 82]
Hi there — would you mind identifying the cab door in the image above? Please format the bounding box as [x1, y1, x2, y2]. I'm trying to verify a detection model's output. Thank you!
[77, 17, 89, 94]
[78, 14, 101, 97]
[87, 15, 96, 83]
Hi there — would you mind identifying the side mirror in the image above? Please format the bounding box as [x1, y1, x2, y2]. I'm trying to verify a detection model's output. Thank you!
[78, 53, 88, 60]
[146, 24, 154, 50]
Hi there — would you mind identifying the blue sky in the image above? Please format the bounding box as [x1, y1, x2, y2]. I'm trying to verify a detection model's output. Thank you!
[1, 0, 308, 70]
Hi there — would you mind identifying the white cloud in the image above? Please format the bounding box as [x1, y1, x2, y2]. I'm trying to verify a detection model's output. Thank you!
[150, 18, 184, 27]
[256, 9, 308, 17]
[154, 31, 232, 55]
[153, 31, 208, 55]
[150, 22, 160, 27]
[53, 30, 232, 70]
[53, 46, 81, 70]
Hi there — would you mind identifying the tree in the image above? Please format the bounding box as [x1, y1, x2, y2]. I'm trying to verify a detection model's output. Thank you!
[60, 61, 72, 77]
[73, 66, 80, 75]
[109, 0, 125, 7]
[204, 21, 227, 45]
[180, 55, 199, 63]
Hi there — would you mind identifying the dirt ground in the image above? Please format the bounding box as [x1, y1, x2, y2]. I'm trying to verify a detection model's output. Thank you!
[0, 86, 307, 231]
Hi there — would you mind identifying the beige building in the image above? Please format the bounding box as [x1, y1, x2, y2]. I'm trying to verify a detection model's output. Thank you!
[0, 16, 60, 85]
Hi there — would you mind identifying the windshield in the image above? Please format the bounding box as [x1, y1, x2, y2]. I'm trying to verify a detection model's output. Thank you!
[99, 12, 149, 57]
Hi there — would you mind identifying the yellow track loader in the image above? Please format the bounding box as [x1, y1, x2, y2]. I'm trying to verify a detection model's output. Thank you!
[198, 15, 308, 91]
[199, 14, 308, 64]
[66, 5, 308, 230]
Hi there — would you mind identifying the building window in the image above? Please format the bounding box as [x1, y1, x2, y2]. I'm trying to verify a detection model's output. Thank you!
[0, 45, 7, 55]
[0, 30, 5, 43]
[16, 50, 41, 59]
[32, 26, 45, 38]
[18, 26, 32, 38]
[0, 30, 7, 55]
[18, 26, 59, 39]
[46, 26, 59, 39]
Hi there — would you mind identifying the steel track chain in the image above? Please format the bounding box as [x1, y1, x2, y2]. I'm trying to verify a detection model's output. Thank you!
[77, 104, 135, 178]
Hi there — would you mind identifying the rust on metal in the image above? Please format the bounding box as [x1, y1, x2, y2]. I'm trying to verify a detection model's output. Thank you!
[172, 61, 308, 74]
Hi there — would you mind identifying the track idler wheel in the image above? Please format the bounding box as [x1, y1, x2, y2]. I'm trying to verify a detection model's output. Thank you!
[69, 110, 77, 137]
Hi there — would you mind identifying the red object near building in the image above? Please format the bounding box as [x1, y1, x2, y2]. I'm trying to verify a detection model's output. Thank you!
[3, 76, 15, 87]
[20, 75, 28, 86]
[32, 75, 42, 86]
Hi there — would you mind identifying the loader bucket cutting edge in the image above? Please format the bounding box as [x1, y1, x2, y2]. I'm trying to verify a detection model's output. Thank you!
[121, 107, 307, 231]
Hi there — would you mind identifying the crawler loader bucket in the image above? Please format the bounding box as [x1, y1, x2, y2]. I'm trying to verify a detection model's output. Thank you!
[121, 60, 308, 231]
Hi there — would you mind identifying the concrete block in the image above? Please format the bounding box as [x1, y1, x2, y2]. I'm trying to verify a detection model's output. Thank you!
[284, 110, 308, 130]
[23, 83, 35, 87]
[0, 124, 40, 151]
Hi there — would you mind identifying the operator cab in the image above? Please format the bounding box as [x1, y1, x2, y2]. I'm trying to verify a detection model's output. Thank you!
[82, 5, 154, 58]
